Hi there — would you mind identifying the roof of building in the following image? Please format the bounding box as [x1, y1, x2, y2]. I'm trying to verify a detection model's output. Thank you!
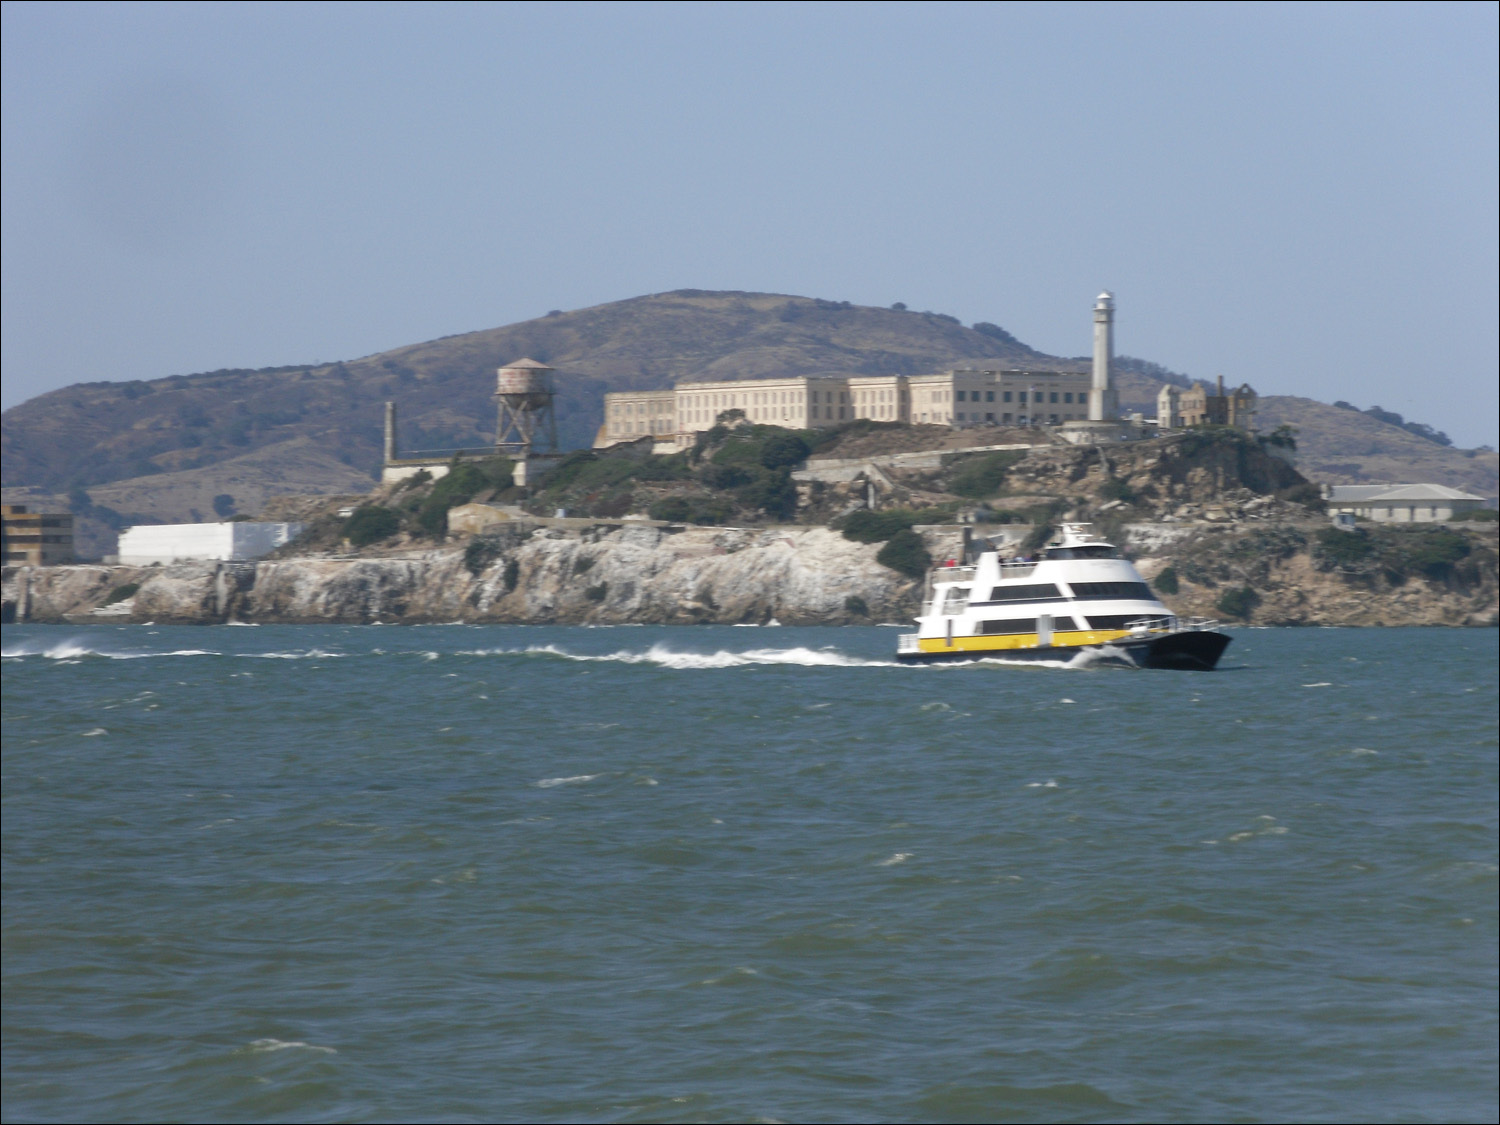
[1328, 483, 1485, 503]
[499, 358, 553, 371]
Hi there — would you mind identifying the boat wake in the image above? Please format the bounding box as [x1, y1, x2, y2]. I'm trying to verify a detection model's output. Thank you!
[458, 643, 900, 669]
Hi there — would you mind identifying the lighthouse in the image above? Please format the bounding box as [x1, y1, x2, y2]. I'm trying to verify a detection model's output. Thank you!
[1089, 290, 1118, 422]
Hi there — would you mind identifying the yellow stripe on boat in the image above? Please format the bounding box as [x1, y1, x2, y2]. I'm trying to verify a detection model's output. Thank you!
[916, 630, 1137, 654]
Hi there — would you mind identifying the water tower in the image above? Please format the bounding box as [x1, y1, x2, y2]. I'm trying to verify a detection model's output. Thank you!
[495, 358, 558, 457]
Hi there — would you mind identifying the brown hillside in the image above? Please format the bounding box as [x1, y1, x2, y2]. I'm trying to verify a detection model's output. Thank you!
[1, 291, 1049, 497]
[3, 290, 1490, 554]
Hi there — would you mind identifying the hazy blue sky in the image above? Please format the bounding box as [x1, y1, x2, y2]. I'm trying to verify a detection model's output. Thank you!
[3, 1, 1496, 445]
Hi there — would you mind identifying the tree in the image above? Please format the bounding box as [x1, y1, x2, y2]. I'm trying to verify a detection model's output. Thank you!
[212, 493, 236, 519]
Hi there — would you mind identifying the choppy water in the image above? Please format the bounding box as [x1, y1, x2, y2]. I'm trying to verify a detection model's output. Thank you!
[2, 624, 1496, 1124]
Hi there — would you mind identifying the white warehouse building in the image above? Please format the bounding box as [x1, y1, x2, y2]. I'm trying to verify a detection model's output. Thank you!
[117, 522, 304, 566]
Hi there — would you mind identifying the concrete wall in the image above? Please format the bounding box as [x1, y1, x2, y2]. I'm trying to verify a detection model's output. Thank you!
[118, 522, 304, 565]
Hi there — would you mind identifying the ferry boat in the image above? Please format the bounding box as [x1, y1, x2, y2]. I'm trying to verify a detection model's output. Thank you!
[896, 522, 1230, 670]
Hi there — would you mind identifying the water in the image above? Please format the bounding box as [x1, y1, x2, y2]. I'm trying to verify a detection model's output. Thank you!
[2, 624, 1495, 1124]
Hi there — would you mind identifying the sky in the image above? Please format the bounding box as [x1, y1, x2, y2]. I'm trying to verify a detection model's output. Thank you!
[3, 1, 1497, 446]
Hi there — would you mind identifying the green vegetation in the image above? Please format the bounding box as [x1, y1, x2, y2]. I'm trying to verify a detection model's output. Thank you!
[1315, 527, 1374, 566]
[1021, 523, 1053, 554]
[103, 582, 140, 605]
[414, 459, 513, 536]
[843, 595, 869, 616]
[503, 559, 520, 592]
[1216, 586, 1260, 620]
[876, 529, 931, 578]
[1452, 508, 1498, 522]
[837, 508, 937, 544]
[344, 505, 401, 547]
[1275, 482, 1325, 509]
[1395, 528, 1470, 580]
[1152, 567, 1179, 595]
[1258, 424, 1299, 452]
[1098, 478, 1139, 504]
[946, 450, 1023, 498]
[463, 536, 504, 577]
[585, 583, 608, 602]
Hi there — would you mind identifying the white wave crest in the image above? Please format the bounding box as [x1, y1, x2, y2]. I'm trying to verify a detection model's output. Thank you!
[0, 639, 218, 660]
[459, 643, 898, 669]
[536, 774, 601, 788]
[246, 1038, 337, 1055]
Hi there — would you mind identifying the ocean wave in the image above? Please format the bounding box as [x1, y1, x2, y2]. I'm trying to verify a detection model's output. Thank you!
[0, 639, 219, 660]
[457, 643, 899, 669]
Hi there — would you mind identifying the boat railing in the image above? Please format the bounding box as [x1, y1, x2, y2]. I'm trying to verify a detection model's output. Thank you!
[995, 560, 1037, 578]
[1124, 615, 1221, 635]
[897, 633, 922, 654]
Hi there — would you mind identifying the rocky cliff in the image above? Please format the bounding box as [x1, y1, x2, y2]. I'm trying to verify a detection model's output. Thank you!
[5, 517, 1495, 629]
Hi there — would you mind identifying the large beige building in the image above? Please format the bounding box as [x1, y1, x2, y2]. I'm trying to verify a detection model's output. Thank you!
[600, 368, 1093, 449]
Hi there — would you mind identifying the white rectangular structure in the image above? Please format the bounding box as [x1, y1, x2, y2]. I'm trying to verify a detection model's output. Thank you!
[118, 522, 304, 565]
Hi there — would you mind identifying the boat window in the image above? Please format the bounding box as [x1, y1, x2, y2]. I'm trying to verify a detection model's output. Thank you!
[1045, 545, 1118, 560]
[941, 587, 970, 614]
[979, 616, 1078, 635]
[1067, 581, 1154, 600]
[983, 583, 1063, 604]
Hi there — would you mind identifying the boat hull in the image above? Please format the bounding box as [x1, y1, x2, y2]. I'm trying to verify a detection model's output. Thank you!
[896, 629, 1231, 670]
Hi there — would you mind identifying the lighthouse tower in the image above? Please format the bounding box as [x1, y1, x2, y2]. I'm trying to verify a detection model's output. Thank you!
[1089, 291, 1118, 422]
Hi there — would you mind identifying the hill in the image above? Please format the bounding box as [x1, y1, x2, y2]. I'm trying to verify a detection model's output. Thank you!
[3, 289, 1492, 555]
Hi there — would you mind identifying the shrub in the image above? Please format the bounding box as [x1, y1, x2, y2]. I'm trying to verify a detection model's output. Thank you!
[947, 450, 1023, 499]
[345, 505, 400, 547]
[844, 595, 869, 616]
[463, 538, 502, 577]
[758, 431, 810, 470]
[591, 491, 633, 518]
[1021, 523, 1053, 553]
[212, 493, 236, 519]
[649, 497, 692, 522]
[1451, 508, 1498, 522]
[397, 469, 432, 491]
[876, 529, 931, 578]
[1276, 482, 1325, 509]
[690, 500, 734, 526]
[573, 556, 596, 575]
[1152, 567, 1179, 595]
[1399, 529, 1470, 580]
[503, 559, 520, 592]
[584, 583, 608, 602]
[103, 582, 140, 605]
[1315, 527, 1373, 566]
[1098, 478, 1139, 504]
[698, 463, 753, 490]
[1216, 586, 1260, 620]
[736, 469, 796, 519]
[838, 508, 922, 543]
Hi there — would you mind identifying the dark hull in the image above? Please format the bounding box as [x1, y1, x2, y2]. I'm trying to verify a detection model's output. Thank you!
[896, 630, 1231, 671]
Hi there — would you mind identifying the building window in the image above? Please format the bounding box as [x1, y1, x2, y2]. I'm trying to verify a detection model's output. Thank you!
[1003, 391, 1012, 403]
[985, 412, 995, 422]
[1050, 392, 1059, 403]
[1064, 392, 1073, 403]
[986, 391, 995, 402]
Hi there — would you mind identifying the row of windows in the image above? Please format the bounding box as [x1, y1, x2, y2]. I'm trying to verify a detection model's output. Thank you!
[976, 614, 1165, 635]
[979, 616, 1080, 635]
[967, 580, 1154, 607]
[954, 390, 1082, 404]
[1068, 581, 1153, 600]
[982, 583, 1064, 604]
[953, 412, 1078, 424]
